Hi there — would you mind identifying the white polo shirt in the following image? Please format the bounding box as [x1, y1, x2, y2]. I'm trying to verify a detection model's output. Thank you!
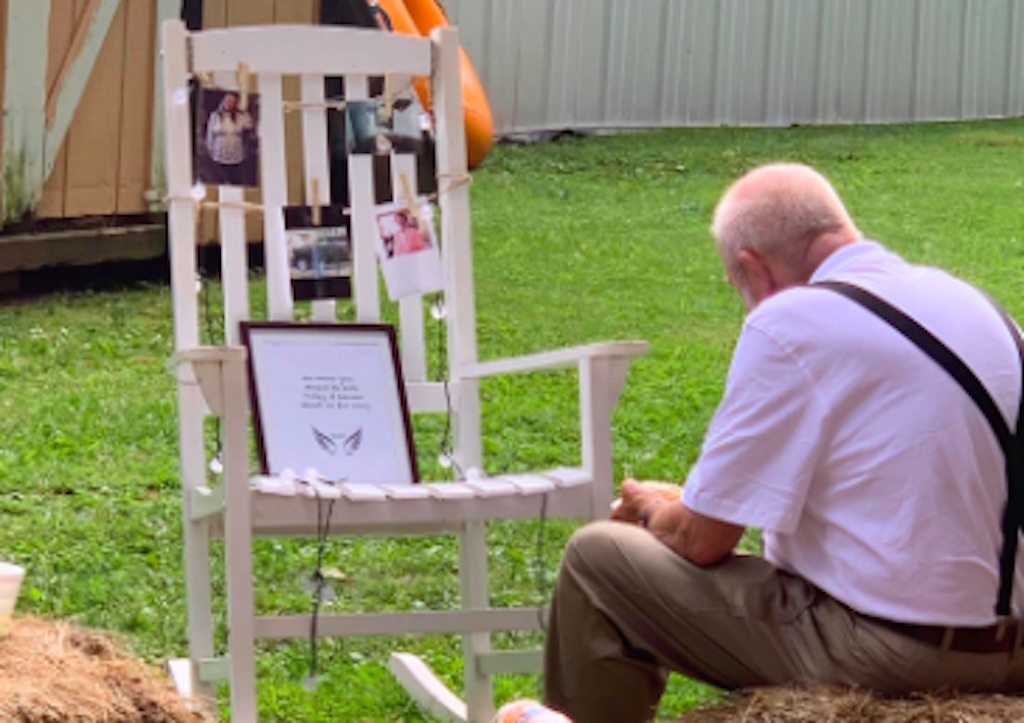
[683, 241, 1023, 626]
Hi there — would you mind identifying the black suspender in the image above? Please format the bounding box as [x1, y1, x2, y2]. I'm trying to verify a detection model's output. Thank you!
[815, 280, 1024, 617]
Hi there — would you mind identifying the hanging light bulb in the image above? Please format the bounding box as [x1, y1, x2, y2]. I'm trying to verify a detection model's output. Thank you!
[190, 183, 207, 201]
[208, 454, 224, 475]
[438, 452, 453, 469]
[301, 675, 321, 692]
[172, 87, 190, 106]
[430, 299, 447, 320]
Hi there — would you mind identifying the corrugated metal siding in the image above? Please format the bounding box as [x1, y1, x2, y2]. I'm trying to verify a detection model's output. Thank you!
[443, 0, 1024, 135]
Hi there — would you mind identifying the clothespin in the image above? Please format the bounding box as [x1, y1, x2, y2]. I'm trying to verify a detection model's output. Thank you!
[310, 178, 322, 227]
[398, 173, 426, 231]
[237, 62, 251, 111]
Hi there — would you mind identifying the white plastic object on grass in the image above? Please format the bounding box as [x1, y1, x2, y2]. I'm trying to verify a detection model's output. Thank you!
[0, 562, 26, 638]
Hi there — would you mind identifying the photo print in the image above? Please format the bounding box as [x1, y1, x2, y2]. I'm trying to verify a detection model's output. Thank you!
[378, 93, 431, 155]
[195, 88, 260, 188]
[346, 99, 391, 155]
[374, 201, 444, 300]
[283, 204, 352, 301]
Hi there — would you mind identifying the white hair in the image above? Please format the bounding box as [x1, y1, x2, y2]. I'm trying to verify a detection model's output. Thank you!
[711, 163, 860, 278]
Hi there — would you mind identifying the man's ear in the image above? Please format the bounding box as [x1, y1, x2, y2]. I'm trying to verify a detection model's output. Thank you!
[736, 248, 778, 305]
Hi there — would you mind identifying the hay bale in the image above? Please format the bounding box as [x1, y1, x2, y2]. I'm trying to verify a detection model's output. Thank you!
[677, 686, 1024, 722]
[0, 616, 215, 723]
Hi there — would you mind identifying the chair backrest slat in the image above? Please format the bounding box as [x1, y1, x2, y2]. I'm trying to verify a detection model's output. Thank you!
[298, 72, 336, 323]
[218, 186, 250, 345]
[344, 74, 381, 324]
[255, 72, 293, 320]
[190, 25, 430, 76]
[392, 151, 428, 381]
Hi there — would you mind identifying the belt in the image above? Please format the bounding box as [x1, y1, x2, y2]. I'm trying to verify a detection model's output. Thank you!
[865, 615, 1024, 654]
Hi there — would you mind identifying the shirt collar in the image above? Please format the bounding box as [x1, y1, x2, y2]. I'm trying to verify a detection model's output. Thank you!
[809, 240, 884, 283]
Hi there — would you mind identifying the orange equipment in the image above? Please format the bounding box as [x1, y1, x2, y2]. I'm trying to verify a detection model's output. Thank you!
[373, 0, 495, 168]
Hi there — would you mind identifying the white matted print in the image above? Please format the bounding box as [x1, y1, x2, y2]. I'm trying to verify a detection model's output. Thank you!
[241, 323, 419, 485]
[374, 201, 444, 300]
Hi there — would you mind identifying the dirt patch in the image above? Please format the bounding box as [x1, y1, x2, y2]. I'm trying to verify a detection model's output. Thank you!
[677, 686, 1024, 722]
[0, 616, 215, 722]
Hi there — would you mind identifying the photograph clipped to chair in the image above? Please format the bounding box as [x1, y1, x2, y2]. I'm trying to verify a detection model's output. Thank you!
[283, 202, 352, 302]
[241, 323, 419, 493]
[373, 197, 444, 300]
[194, 86, 260, 188]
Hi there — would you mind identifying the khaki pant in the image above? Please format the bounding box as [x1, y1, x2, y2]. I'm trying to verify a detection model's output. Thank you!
[543, 521, 1024, 723]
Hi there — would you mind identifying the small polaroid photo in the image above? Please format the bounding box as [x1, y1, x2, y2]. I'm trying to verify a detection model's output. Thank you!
[283, 204, 352, 301]
[196, 88, 260, 188]
[374, 201, 444, 300]
[346, 99, 392, 155]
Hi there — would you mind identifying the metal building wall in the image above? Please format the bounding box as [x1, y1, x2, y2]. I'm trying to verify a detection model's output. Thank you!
[444, 0, 1024, 135]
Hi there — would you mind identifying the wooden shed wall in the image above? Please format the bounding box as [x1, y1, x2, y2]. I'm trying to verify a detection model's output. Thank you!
[38, 1, 156, 219]
[28, 0, 317, 224]
[0, 3, 6, 180]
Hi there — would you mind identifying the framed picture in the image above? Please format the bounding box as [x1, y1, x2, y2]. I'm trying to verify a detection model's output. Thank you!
[283, 205, 352, 301]
[241, 323, 419, 485]
[195, 88, 260, 187]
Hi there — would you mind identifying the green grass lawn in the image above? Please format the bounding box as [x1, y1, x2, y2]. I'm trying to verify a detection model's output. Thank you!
[1, 118, 1023, 721]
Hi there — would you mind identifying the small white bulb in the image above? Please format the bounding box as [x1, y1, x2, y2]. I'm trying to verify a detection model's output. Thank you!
[438, 453, 453, 469]
[189, 183, 207, 201]
[301, 675, 320, 692]
[172, 87, 190, 106]
[430, 301, 447, 320]
[208, 456, 223, 475]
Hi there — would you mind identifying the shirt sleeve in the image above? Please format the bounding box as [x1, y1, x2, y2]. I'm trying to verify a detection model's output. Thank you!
[682, 321, 827, 534]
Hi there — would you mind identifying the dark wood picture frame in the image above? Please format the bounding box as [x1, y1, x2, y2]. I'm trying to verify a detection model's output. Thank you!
[240, 322, 419, 484]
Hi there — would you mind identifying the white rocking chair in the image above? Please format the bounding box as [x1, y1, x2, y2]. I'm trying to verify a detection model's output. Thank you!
[161, 19, 648, 722]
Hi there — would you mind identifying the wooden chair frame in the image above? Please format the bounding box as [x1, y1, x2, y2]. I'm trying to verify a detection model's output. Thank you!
[161, 19, 648, 722]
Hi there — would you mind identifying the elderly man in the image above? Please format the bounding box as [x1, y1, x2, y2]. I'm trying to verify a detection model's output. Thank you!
[543, 163, 1024, 722]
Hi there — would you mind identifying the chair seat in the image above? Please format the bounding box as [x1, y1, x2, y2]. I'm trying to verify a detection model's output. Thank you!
[200, 468, 597, 538]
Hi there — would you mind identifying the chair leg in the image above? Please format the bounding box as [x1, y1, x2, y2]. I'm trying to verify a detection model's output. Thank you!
[223, 358, 259, 720]
[182, 519, 217, 702]
[459, 520, 496, 723]
[176, 385, 218, 706]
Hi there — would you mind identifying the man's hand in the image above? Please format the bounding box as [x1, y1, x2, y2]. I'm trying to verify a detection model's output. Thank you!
[610, 479, 683, 525]
[611, 479, 745, 567]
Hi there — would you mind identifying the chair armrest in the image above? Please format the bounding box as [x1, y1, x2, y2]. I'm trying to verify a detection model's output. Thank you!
[169, 345, 249, 417]
[459, 341, 649, 379]
[170, 345, 248, 370]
